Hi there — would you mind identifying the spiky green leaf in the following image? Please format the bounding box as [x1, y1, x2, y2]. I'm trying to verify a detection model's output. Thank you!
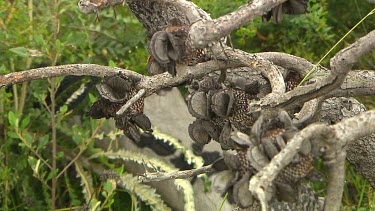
[74, 160, 100, 209]
[89, 150, 195, 210]
[151, 127, 204, 168]
[117, 174, 171, 211]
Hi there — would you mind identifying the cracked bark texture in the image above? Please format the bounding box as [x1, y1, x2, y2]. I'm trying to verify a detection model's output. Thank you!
[319, 97, 375, 189]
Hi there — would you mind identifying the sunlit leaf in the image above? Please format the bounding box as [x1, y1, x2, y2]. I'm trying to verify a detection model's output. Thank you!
[8, 111, 18, 128]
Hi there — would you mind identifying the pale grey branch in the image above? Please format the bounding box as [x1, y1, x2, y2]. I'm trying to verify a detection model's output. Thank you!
[116, 89, 146, 115]
[323, 151, 346, 211]
[249, 123, 332, 211]
[332, 109, 375, 144]
[138, 165, 214, 182]
[259, 29, 375, 112]
[0, 64, 143, 88]
[257, 52, 314, 76]
[212, 46, 286, 95]
[331, 30, 375, 75]
[189, 0, 288, 48]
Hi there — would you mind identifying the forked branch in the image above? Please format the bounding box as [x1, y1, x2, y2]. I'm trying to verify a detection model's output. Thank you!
[249, 109, 375, 211]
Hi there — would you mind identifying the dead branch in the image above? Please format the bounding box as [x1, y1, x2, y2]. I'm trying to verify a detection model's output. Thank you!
[325, 70, 375, 99]
[257, 52, 318, 76]
[330, 31, 375, 75]
[189, 0, 288, 48]
[332, 109, 375, 144]
[321, 109, 375, 210]
[249, 123, 332, 211]
[252, 29, 375, 113]
[138, 164, 214, 182]
[249, 109, 375, 211]
[324, 150, 346, 211]
[0, 60, 242, 92]
[0, 64, 142, 88]
[211, 46, 286, 95]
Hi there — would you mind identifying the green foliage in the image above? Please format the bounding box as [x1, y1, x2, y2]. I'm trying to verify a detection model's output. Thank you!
[118, 174, 172, 211]
[90, 149, 196, 210]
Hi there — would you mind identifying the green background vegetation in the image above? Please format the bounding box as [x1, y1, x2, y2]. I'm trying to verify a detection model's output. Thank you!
[0, 0, 374, 210]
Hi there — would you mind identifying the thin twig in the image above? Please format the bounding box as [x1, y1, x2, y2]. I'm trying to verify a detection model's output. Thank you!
[116, 89, 146, 116]
[16, 130, 53, 170]
[138, 164, 214, 182]
[56, 120, 104, 180]
[51, 0, 60, 209]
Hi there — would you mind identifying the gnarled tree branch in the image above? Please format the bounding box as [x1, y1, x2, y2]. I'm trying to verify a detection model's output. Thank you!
[249, 109, 375, 211]
[254, 29, 375, 113]
[189, 0, 288, 48]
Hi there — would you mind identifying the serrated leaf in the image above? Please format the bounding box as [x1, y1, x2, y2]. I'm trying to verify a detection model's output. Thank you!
[74, 161, 100, 209]
[9, 47, 30, 57]
[8, 111, 18, 128]
[89, 149, 177, 172]
[152, 127, 204, 168]
[175, 180, 195, 211]
[90, 150, 195, 210]
[20, 115, 30, 129]
[117, 174, 171, 211]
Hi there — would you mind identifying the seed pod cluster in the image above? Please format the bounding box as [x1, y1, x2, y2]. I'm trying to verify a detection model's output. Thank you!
[148, 24, 208, 76]
[262, 0, 309, 23]
[211, 111, 319, 209]
[87, 74, 152, 141]
[187, 68, 271, 149]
